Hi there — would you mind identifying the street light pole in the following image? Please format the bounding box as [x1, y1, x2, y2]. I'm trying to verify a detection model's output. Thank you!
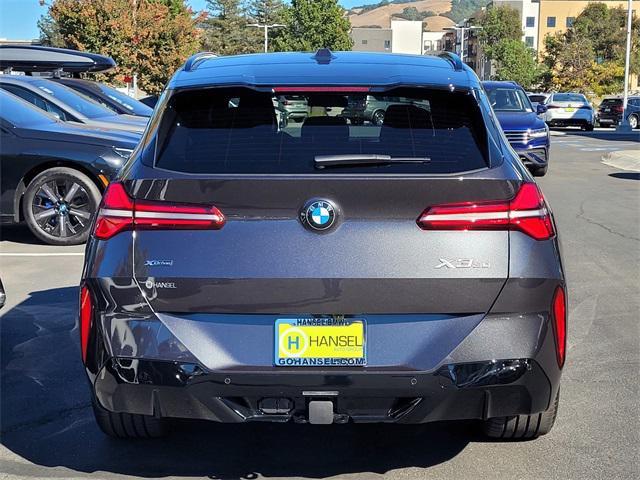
[248, 23, 285, 53]
[444, 21, 481, 65]
[617, 0, 633, 132]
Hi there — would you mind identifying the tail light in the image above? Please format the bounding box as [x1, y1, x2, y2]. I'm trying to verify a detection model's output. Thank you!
[578, 105, 592, 110]
[94, 182, 225, 240]
[552, 286, 567, 368]
[613, 105, 624, 113]
[417, 183, 555, 240]
[79, 285, 92, 364]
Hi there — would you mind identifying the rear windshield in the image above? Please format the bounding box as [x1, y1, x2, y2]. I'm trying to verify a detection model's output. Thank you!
[155, 87, 489, 174]
[96, 83, 153, 116]
[32, 79, 116, 119]
[552, 93, 587, 103]
[528, 95, 547, 103]
[600, 98, 622, 106]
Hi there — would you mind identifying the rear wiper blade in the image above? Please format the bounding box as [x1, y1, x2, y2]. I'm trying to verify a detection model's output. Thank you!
[314, 154, 431, 169]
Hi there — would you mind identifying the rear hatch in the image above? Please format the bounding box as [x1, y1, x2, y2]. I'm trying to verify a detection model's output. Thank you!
[547, 93, 591, 114]
[598, 98, 623, 117]
[122, 86, 515, 316]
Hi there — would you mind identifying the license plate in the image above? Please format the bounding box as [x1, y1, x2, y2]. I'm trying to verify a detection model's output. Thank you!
[274, 318, 366, 366]
[604, 108, 611, 112]
[565, 107, 576, 112]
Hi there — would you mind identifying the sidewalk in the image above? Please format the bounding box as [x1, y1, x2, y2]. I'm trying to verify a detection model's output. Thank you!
[602, 150, 640, 172]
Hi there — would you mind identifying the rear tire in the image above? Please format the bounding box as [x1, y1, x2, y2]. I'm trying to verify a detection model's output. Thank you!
[583, 123, 594, 132]
[483, 390, 559, 440]
[92, 396, 167, 439]
[23, 167, 101, 246]
[629, 114, 638, 129]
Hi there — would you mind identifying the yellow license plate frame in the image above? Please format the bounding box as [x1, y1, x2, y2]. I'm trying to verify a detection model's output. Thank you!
[274, 318, 366, 367]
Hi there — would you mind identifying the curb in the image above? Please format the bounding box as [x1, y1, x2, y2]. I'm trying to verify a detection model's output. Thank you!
[602, 150, 640, 172]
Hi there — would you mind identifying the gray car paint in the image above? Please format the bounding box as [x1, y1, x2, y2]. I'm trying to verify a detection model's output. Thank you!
[82, 82, 565, 422]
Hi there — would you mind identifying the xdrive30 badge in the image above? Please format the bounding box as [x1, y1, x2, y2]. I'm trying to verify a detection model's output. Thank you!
[301, 200, 336, 231]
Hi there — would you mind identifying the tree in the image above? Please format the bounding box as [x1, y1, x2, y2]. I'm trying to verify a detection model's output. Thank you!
[201, 0, 255, 55]
[392, 7, 436, 21]
[540, 3, 639, 94]
[247, 0, 285, 25]
[246, 0, 286, 52]
[39, 0, 203, 95]
[272, 0, 352, 52]
[572, 4, 639, 74]
[478, 5, 522, 59]
[445, 0, 491, 24]
[491, 39, 541, 89]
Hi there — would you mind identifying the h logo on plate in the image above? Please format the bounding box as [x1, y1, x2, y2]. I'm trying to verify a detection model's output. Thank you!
[288, 335, 301, 351]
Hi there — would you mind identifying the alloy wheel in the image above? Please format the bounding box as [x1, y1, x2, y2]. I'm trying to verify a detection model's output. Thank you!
[31, 178, 93, 239]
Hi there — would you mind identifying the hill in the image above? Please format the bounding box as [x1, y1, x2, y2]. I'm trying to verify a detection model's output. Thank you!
[348, 0, 491, 28]
[348, 1, 452, 28]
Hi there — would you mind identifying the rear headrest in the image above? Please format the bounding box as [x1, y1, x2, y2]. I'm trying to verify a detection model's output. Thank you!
[382, 104, 432, 130]
[301, 116, 349, 141]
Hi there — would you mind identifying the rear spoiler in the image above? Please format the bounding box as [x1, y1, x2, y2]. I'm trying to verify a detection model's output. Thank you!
[0, 45, 116, 74]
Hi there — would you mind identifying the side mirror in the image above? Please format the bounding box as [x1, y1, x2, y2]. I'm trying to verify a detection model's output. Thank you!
[536, 104, 547, 115]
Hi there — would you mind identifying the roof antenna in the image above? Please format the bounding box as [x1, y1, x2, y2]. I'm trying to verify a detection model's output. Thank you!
[313, 48, 335, 64]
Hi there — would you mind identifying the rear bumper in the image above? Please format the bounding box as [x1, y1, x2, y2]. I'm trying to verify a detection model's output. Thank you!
[93, 357, 552, 424]
[597, 113, 621, 125]
[89, 304, 563, 424]
[546, 115, 593, 127]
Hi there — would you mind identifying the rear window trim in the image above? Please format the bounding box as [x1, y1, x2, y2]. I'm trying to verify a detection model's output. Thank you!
[146, 164, 491, 179]
[149, 84, 488, 176]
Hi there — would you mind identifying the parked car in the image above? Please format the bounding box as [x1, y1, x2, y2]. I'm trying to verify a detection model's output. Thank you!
[597, 96, 640, 129]
[527, 93, 550, 111]
[51, 77, 153, 117]
[81, 50, 566, 441]
[0, 76, 147, 133]
[484, 81, 550, 176]
[276, 95, 309, 126]
[341, 94, 412, 125]
[0, 90, 140, 245]
[542, 92, 595, 130]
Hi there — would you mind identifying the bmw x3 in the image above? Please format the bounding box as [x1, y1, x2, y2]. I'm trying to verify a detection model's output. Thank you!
[81, 50, 566, 439]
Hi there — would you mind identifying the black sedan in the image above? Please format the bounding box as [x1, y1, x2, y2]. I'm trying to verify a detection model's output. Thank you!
[0, 90, 141, 245]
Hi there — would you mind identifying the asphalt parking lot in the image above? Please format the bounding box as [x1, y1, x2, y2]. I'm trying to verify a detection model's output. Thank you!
[1, 129, 639, 480]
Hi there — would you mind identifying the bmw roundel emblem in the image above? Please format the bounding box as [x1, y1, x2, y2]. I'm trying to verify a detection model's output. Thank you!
[301, 200, 336, 231]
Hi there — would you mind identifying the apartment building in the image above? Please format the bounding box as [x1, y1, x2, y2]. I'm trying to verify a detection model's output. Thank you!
[351, 28, 392, 53]
[351, 21, 445, 55]
[537, 0, 638, 54]
[492, 0, 541, 50]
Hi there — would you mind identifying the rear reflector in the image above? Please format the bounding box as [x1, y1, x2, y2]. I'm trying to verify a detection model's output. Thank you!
[94, 182, 225, 240]
[417, 183, 555, 240]
[552, 286, 567, 368]
[79, 285, 92, 364]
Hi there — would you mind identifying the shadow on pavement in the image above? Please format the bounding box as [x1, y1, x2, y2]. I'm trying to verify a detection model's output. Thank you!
[551, 129, 640, 142]
[609, 172, 640, 181]
[1, 287, 471, 478]
[0, 224, 43, 245]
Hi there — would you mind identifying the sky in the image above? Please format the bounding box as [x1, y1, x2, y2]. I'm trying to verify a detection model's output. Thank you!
[0, 0, 366, 41]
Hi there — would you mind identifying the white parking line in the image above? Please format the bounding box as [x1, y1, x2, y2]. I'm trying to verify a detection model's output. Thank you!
[0, 252, 84, 257]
